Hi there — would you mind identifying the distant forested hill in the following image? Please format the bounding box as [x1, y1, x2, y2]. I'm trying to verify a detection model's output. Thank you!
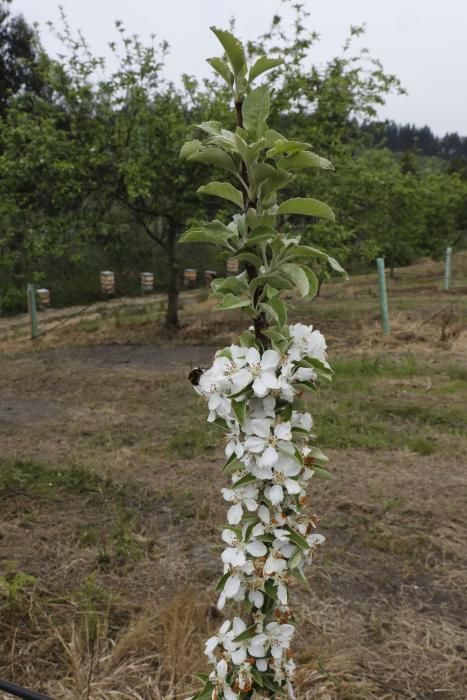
[362, 121, 467, 161]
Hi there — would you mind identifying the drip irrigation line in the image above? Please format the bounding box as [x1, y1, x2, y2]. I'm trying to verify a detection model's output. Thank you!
[0, 678, 53, 700]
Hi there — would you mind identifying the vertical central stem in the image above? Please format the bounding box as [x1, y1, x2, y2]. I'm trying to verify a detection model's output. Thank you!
[235, 98, 270, 348]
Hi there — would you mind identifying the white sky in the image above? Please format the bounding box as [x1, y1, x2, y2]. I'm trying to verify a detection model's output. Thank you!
[10, 0, 467, 136]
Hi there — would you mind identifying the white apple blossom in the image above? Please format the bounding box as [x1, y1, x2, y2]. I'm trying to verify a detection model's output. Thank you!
[221, 529, 267, 566]
[249, 622, 295, 660]
[266, 456, 302, 505]
[191, 323, 331, 699]
[209, 659, 239, 700]
[244, 418, 293, 468]
[231, 347, 280, 397]
[221, 482, 259, 524]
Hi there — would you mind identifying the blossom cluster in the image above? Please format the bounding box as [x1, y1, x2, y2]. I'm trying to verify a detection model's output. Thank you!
[190, 324, 330, 699]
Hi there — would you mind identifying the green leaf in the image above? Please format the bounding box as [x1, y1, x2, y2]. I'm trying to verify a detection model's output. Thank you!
[218, 293, 251, 310]
[302, 266, 319, 298]
[192, 680, 215, 700]
[242, 85, 271, 137]
[260, 673, 287, 694]
[213, 275, 248, 295]
[266, 296, 287, 325]
[261, 168, 294, 196]
[206, 57, 234, 85]
[197, 181, 244, 209]
[239, 330, 256, 348]
[232, 473, 257, 489]
[210, 27, 247, 77]
[264, 580, 278, 600]
[245, 207, 277, 230]
[189, 148, 238, 175]
[250, 162, 277, 189]
[328, 255, 347, 276]
[282, 263, 310, 296]
[287, 246, 347, 278]
[277, 197, 335, 222]
[244, 226, 278, 246]
[288, 546, 302, 570]
[307, 446, 329, 462]
[249, 56, 284, 82]
[249, 274, 293, 294]
[278, 151, 334, 171]
[233, 623, 257, 642]
[194, 673, 209, 683]
[216, 572, 231, 592]
[266, 139, 312, 158]
[223, 453, 243, 474]
[290, 566, 308, 585]
[286, 526, 310, 550]
[250, 666, 264, 687]
[231, 399, 247, 425]
[233, 251, 262, 267]
[313, 465, 332, 479]
[180, 139, 202, 160]
[180, 220, 233, 245]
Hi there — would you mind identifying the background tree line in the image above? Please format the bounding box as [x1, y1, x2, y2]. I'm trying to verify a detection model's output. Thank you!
[0, 0, 466, 326]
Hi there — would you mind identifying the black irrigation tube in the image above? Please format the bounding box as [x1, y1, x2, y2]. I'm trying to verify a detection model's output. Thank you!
[0, 678, 53, 700]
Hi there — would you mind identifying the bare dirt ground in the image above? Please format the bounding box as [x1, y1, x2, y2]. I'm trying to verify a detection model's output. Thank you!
[0, 257, 466, 699]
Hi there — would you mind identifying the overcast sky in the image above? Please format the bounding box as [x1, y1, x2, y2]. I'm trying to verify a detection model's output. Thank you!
[11, 0, 467, 136]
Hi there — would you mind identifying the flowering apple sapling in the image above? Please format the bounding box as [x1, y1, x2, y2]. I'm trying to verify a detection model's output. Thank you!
[180, 27, 346, 700]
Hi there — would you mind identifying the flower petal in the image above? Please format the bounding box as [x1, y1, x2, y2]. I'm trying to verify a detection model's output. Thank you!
[246, 540, 267, 557]
[227, 502, 243, 524]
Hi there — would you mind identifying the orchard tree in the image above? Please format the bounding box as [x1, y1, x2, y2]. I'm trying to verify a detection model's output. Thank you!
[0, 0, 46, 117]
[180, 27, 346, 700]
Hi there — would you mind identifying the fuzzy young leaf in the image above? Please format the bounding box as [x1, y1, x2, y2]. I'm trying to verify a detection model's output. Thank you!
[212, 276, 247, 295]
[243, 85, 271, 137]
[277, 197, 335, 222]
[249, 56, 284, 83]
[206, 57, 234, 85]
[239, 329, 257, 348]
[266, 296, 287, 325]
[278, 151, 334, 171]
[189, 148, 238, 175]
[282, 263, 310, 296]
[210, 27, 247, 77]
[218, 294, 251, 310]
[266, 139, 311, 157]
[180, 220, 234, 245]
[197, 181, 244, 209]
[302, 266, 319, 298]
[180, 139, 202, 160]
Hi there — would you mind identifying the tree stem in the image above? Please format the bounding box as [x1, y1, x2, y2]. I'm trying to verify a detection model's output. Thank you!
[235, 98, 269, 348]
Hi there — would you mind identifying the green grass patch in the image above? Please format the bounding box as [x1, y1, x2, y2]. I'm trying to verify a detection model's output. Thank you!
[168, 423, 221, 458]
[0, 458, 107, 495]
[312, 355, 466, 453]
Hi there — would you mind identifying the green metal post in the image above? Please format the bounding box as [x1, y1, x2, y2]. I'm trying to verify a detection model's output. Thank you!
[444, 246, 452, 291]
[376, 257, 390, 335]
[27, 283, 39, 339]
